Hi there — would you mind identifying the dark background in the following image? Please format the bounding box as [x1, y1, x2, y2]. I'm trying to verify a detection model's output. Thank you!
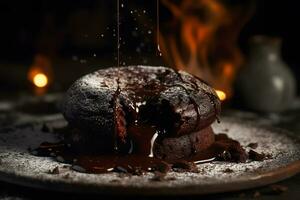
[0, 0, 299, 93]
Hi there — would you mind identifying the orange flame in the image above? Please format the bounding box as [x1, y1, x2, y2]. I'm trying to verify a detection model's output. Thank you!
[160, 0, 254, 99]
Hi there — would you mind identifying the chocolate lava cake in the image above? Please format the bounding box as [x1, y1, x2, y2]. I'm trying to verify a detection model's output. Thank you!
[62, 66, 221, 161]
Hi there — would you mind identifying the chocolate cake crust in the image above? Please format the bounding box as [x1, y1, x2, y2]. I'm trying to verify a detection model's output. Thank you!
[62, 66, 220, 153]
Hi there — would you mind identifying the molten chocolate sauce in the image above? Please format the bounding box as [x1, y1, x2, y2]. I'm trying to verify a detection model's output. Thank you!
[32, 128, 246, 174]
[32, 124, 169, 174]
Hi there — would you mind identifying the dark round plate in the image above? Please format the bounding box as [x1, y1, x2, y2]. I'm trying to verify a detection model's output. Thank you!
[0, 116, 300, 195]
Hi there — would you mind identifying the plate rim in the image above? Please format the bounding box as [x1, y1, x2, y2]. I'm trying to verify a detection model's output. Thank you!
[0, 160, 299, 195]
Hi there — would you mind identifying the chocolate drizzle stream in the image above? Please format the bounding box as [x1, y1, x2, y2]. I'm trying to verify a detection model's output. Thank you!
[113, 83, 121, 152]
